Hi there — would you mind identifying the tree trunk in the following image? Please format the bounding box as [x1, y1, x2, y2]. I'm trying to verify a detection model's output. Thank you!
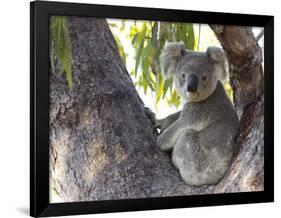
[50, 18, 264, 202]
[210, 25, 264, 119]
[210, 25, 264, 192]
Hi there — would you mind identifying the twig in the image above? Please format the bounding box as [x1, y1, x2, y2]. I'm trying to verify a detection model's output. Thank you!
[197, 24, 201, 51]
[256, 29, 264, 42]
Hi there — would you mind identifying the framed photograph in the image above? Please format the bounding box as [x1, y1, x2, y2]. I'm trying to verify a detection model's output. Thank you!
[30, 1, 274, 217]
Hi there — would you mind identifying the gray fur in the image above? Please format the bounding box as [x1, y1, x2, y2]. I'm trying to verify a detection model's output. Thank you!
[147, 42, 238, 186]
[160, 42, 186, 79]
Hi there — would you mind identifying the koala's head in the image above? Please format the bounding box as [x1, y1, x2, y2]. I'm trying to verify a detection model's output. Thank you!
[160, 42, 227, 102]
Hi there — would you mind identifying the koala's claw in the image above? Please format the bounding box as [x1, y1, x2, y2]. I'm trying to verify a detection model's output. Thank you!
[144, 107, 163, 135]
[153, 120, 165, 135]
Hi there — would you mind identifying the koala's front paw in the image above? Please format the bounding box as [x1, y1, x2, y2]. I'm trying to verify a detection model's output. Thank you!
[144, 107, 163, 133]
[154, 119, 166, 134]
[157, 134, 165, 149]
[157, 133, 172, 151]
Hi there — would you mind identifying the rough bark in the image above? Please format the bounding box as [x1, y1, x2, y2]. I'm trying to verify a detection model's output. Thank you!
[210, 25, 264, 192]
[50, 18, 264, 202]
[210, 25, 264, 119]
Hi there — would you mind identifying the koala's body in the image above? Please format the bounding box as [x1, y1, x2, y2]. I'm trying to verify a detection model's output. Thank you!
[150, 42, 238, 186]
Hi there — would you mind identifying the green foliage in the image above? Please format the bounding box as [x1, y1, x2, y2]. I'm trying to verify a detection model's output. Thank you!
[128, 21, 195, 109]
[115, 33, 128, 66]
[110, 23, 128, 65]
[224, 82, 234, 103]
[50, 16, 73, 88]
[109, 21, 234, 110]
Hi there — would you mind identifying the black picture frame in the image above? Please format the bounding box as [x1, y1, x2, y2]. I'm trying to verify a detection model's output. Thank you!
[30, 1, 274, 217]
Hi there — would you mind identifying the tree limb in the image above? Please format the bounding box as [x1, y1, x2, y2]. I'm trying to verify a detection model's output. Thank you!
[210, 25, 264, 119]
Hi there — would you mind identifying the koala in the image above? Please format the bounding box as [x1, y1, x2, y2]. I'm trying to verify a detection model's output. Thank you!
[147, 42, 238, 186]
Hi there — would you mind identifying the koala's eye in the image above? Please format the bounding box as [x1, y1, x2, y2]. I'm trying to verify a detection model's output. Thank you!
[201, 75, 208, 82]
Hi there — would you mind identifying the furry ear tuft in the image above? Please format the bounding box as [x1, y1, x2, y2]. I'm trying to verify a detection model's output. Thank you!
[207, 46, 228, 81]
[160, 42, 186, 79]
[207, 46, 225, 63]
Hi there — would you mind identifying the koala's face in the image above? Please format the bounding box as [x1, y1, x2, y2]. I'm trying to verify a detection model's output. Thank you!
[174, 53, 218, 102]
[160, 42, 227, 103]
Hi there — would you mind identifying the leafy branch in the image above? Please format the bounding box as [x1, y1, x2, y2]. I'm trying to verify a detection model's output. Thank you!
[50, 16, 73, 88]
[130, 22, 195, 109]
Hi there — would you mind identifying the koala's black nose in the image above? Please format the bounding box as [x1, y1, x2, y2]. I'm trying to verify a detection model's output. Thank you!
[187, 74, 198, 93]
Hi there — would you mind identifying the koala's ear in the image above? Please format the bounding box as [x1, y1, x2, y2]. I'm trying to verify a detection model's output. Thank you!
[160, 42, 186, 79]
[207, 46, 225, 63]
[207, 46, 228, 81]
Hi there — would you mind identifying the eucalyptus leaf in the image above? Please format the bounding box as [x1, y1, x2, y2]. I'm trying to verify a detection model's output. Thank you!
[113, 20, 203, 109]
[132, 33, 140, 45]
[134, 37, 144, 77]
[50, 16, 73, 88]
